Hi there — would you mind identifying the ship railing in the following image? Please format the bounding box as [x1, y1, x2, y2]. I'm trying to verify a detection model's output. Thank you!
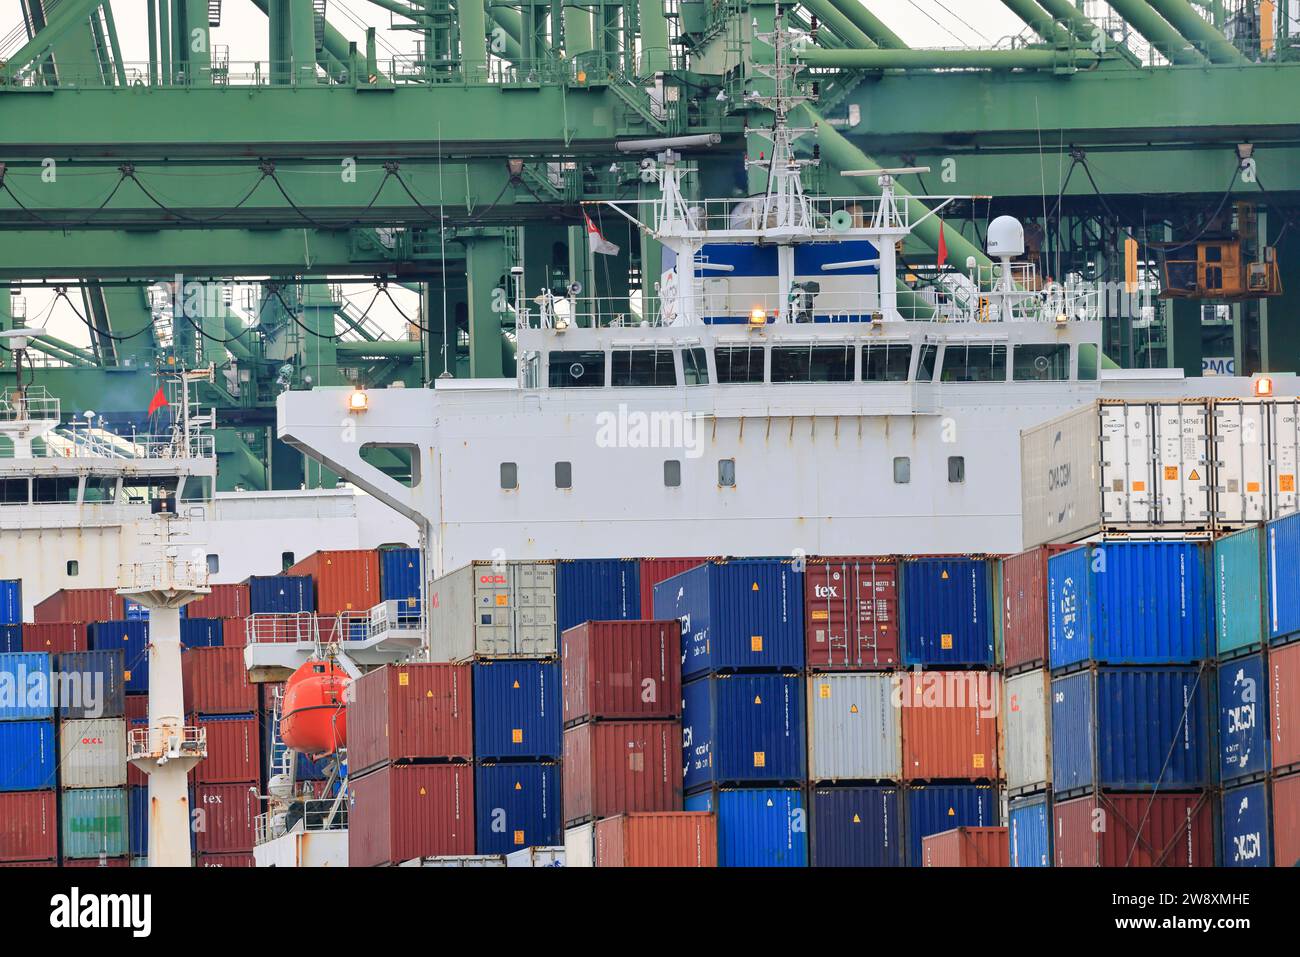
[318, 610, 373, 648]
[0, 387, 59, 422]
[368, 599, 424, 640]
[118, 559, 210, 594]
[245, 612, 320, 646]
[128, 725, 207, 762]
[602, 194, 908, 237]
[255, 798, 347, 844]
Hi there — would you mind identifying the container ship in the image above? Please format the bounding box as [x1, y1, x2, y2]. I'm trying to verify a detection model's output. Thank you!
[0, 2, 1297, 873]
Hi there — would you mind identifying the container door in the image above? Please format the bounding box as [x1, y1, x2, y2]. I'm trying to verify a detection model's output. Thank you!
[1154, 402, 1211, 527]
[1100, 402, 1153, 525]
[806, 563, 852, 669]
[473, 567, 515, 657]
[1269, 399, 1300, 520]
[513, 563, 556, 657]
[1213, 400, 1269, 526]
[854, 563, 897, 668]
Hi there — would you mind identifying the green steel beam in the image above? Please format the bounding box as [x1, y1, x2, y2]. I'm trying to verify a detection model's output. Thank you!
[640, 0, 671, 72]
[1000, 0, 1073, 44]
[823, 0, 907, 48]
[1146, 0, 1249, 64]
[1033, 0, 1101, 43]
[1, 0, 103, 78]
[799, 0, 876, 49]
[800, 47, 1100, 69]
[1101, 0, 1209, 64]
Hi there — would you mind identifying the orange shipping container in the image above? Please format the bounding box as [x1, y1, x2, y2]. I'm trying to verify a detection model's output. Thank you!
[563, 720, 682, 825]
[900, 671, 1000, 781]
[185, 583, 251, 619]
[922, 827, 1009, 867]
[595, 812, 717, 867]
[1271, 641, 1300, 773]
[21, 622, 86, 654]
[288, 550, 380, 615]
[33, 588, 121, 624]
[183, 646, 258, 715]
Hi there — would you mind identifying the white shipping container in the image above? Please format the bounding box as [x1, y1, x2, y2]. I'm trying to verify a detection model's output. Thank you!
[397, 855, 506, 867]
[1003, 669, 1049, 796]
[806, 673, 901, 781]
[427, 560, 557, 661]
[564, 823, 595, 868]
[505, 846, 566, 867]
[1213, 399, 1300, 524]
[59, 718, 127, 789]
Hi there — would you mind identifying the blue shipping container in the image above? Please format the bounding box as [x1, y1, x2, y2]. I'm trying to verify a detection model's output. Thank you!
[685, 787, 807, 867]
[1222, 780, 1271, 867]
[180, 618, 224, 649]
[904, 784, 996, 866]
[247, 575, 315, 614]
[0, 624, 21, 654]
[682, 672, 805, 791]
[1051, 667, 1208, 794]
[0, 580, 20, 624]
[810, 785, 901, 867]
[0, 720, 57, 790]
[379, 548, 423, 620]
[1266, 513, 1300, 642]
[900, 557, 994, 667]
[54, 650, 126, 719]
[653, 560, 804, 678]
[129, 785, 148, 858]
[0, 651, 54, 721]
[87, 621, 150, 695]
[473, 762, 562, 854]
[122, 598, 150, 622]
[1217, 654, 1269, 783]
[472, 660, 561, 761]
[1008, 793, 1051, 867]
[556, 558, 641, 634]
[1048, 542, 1211, 670]
[1214, 527, 1265, 656]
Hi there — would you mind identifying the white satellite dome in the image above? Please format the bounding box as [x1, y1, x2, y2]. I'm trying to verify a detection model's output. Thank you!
[987, 216, 1026, 257]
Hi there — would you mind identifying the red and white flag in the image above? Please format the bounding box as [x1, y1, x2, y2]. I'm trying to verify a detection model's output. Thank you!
[584, 212, 619, 256]
[937, 220, 948, 269]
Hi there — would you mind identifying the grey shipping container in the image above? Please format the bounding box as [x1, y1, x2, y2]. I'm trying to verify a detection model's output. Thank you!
[59, 718, 128, 789]
[1003, 669, 1049, 796]
[1021, 400, 1213, 548]
[806, 674, 900, 782]
[564, 823, 595, 867]
[428, 561, 557, 661]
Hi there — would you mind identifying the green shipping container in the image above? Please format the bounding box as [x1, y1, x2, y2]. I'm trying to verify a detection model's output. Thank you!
[1215, 526, 1265, 656]
[61, 788, 129, 860]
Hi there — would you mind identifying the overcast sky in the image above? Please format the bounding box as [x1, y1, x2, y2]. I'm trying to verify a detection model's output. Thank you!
[0, 1, 1032, 349]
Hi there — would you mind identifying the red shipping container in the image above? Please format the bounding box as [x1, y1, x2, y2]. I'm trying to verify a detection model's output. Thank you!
[563, 720, 681, 825]
[1274, 772, 1300, 867]
[183, 647, 257, 715]
[900, 671, 1000, 781]
[1053, 792, 1213, 867]
[347, 663, 472, 775]
[348, 763, 474, 867]
[33, 588, 122, 624]
[196, 852, 256, 867]
[594, 812, 717, 867]
[562, 620, 681, 724]
[1001, 545, 1074, 671]
[220, 618, 247, 649]
[185, 583, 251, 620]
[62, 857, 130, 867]
[192, 782, 258, 854]
[0, 860, 55, 867]
[1271, 641, 1300, 773]
[0, 791, 59, 863]
[191, 715, 260, 785]
[922, 827, 1009, 867]
[639, 558, 708, 619]
[804, 558, 899, 670]
[288, 549, 380, 614]
[21, 621, 86, 654]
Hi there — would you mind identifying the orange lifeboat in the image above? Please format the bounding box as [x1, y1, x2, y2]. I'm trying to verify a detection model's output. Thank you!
[280, 658, 350, 755]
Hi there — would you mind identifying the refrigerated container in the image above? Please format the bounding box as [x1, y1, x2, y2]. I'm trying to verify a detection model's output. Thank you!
[803, 558, 898, 670]
[1218, 653, 1269, 783]
[429, 560, 557, 660]
[684, 787, 807, 867]
[505, 846, 565, 867]
[564, 822, 595, 868]
[561, 620, 681, 724]
[682, 672, 805, 790]
[473, 762, 561, 854]
[899, 670, 1000, 782]
[556, 558, 640, 633]
[1052, 791, 1212, 866]
[594, 812, 717, 867]
[472, 660, 560, 761]
[348, 763, 474, 867]
[809, 785, 901, 867]
[806, 673, 900, 782]
[288, 550, 380, 615]
[563, 720, 681, 825]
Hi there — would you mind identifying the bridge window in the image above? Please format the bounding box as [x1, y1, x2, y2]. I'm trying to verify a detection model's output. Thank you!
[683, 348, 710, 386]
[941, 343, 1007, 383]
[83, 475, 117, 504]
[33, 477, 79, 504]
[0, 478, 29, 505]
[893, 457, 911, 484]
[714, 346, 765, 384]
[948, 456, 966, 484]
[548, 350, 606, 388]
[917, 344, 939, 382]
[554, 461, 572, 489]
[771, 345, 854, 383]
[718, 458, 736, 487]
[1014, 344, 1070, 381]
[612, 349, 677, 387]
[500, 462, 519, 490]
[664, 460, 682, 487]
[862, 343, 912, 382]
[1078, 343, 1099, 381]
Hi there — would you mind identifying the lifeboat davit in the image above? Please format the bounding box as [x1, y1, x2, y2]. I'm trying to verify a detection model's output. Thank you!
[280, 659, 350, 755]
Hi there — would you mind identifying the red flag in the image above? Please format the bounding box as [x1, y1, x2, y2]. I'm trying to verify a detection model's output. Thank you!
[146, 387, 168, 417]
[584, 212, 620, 256]
[937, 221, 948, 269]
